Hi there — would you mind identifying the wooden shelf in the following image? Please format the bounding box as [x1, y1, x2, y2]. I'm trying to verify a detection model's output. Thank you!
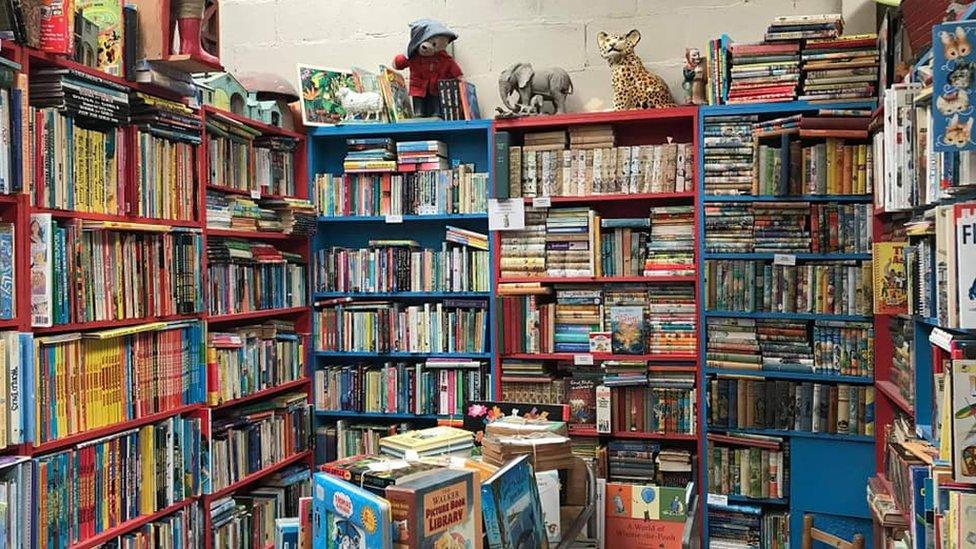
[204, 184, 301, 201]
[498, 275, 695, 284]
[31, 403, 204, 455]
[493, 106, 697, 129]
[31, 207, 204, 229]
[204, 105, 304, 139]
[876, 380, 915, 418]
[207, 306, 308, 324]
[521, 191, 695, 204]
[211, 378, 310, 410]
[32, 313, 204, 335]
[204, 450, 311, 501]
[70, 498, 196, 549]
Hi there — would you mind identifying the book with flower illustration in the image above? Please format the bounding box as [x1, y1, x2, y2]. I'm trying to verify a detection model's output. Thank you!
[462, 400, 568, 448]
[610, 305, 646, 354]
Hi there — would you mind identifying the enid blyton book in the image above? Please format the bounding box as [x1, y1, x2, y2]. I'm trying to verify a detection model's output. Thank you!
[481, 455, 548, 549]
[609, 305, 646, 354]
[385, 469, 483, 549]
[312, 472, 393, 549]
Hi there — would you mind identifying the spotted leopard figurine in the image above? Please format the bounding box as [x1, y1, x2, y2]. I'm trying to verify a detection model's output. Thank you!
[598, 29, 677, 110]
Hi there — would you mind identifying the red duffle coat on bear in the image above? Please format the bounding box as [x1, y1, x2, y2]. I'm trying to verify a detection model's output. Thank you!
[393, 51, 463, 98]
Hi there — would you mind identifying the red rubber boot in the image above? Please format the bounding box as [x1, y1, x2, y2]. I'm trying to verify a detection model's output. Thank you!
[177, 17, 219, 65]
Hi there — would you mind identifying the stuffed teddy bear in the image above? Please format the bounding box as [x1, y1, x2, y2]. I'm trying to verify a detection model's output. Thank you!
[393, 19, 463, 117]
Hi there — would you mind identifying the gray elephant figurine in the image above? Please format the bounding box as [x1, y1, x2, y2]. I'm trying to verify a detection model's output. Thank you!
[498, 63, 573, 115]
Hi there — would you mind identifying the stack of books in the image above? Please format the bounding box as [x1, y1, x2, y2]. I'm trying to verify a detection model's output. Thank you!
[445, 225, 488, 250]
[499, 360, 567, 405]
[752, 202, 811, 252]
[706, 317, 759, 370]
[545, 207, 594, 276]
[727, 42, 801, 104]
[319, 454, 443, 495]
[766, 13, 842, 42]
[378, 426, 473, 458]
[343, 137, 396, 172]
[645, 205, 695, 276]
[206, 191, 232, 228]
[709, 502, 790, 548]
[647, 284, 697, 354]
[254, 136, 299, 196]
[568, 125, 614, 148]
[758, 320, 813, 371]
[657, 449, 694, 486]
[554, 287, 603, 353]
[129, 91, 201, 143]
[481, 432, 574, 471]
[395, 140, 449, 171]
[30, 67, 130, 125]
[499, 208, 547, 278]
[702, 116, 757, 195]
[704, 203, 754, 252]
[263, 198, 317, 235]
[800, 33, 878, 102]
[607, 440, 658, 482]
[524, 130, 567, 150]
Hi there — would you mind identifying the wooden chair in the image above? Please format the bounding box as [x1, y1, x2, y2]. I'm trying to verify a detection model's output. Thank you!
[802, 514, 865, 549]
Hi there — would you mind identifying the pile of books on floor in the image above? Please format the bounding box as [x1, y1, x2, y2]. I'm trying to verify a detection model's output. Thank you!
[378, 425, 474, 458]
[396, 140, 449, 171]
[344, 137, 396, 172]
[702, 116, 757, 195]
[800, 33, 879, 102]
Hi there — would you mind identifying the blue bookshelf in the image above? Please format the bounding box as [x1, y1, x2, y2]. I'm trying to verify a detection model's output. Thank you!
[698, 101, 877, 547]
[308, 120, 495, 462]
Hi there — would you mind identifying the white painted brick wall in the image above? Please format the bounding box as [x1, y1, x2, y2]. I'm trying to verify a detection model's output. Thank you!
[220, 0, 875, 115]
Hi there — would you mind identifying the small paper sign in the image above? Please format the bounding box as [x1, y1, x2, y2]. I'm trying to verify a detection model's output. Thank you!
[773, 253, 797, 266]
[385, 214, 403, 224]
[250, 189, 261, 199]
[707, 493, 729, 507]
[574, 354, 594, 366]
[488, 198, 525, 231]
[532, 196, 551, 208]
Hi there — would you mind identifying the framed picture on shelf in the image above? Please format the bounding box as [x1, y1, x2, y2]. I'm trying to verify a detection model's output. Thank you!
[296, 64, 355, 126]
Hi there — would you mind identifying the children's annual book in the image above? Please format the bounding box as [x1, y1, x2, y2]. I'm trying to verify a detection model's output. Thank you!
[480, 455, 548, 549]
[956, 202, 976, 329]
[873, 241, 908, 315]
[379, 66, 413, 122]
[313, 472, 393, 549]
[609, 305, 645, 354]
[386, 468, 483, 549]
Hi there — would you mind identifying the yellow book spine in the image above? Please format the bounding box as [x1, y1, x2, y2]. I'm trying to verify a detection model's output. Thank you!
[139, 425, 155, 515]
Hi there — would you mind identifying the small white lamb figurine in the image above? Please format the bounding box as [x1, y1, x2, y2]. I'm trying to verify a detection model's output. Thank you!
[337, 87, 384, 121]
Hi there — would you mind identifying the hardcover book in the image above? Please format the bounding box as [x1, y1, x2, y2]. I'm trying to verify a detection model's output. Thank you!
[480, 455, 549, 549]
[80, 0, 123, 76]
[386, 469, 483, 549]
[609, 306, 645, 354]
[873, 242, 908, 315]
[604, 483, 687, 548]
[956, 202, 976, 329]
[312, 472, 393, 549]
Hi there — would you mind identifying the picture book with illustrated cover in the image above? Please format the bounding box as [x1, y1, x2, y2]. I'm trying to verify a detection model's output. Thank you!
[379, 66, 413, 122]
[873, 242, 908, 315]
[932, 21, 976, 152]
[349, 66, 386, 123]
[313, 472, 393, 549]
[79, 0, 123, 76]
[956, 202, 976, 329]
[604, 483, 687, 548]
[567, 377, 597, 428]
[481, 455, 548, 549]
[28, 213, 52, 327]
[386, 469, 483, 549]
[39, 0, 73, 55]
[535, 470, 560, 544]
[296, 64, 355, 126]
[610, 305, 645, 354]
[462, 400, 569, 446]
[952, 360, 976, 483]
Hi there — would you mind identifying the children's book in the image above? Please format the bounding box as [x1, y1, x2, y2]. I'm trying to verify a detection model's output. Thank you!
[604, 483, 686, 548]
[481, 455, 549, 549]
[378, 66, 413, 122]
[275, 517, 299, 549]
[350, 66, 386, 123]
[567, 377, 597, 428]
[386, 468, 483, 549]
[39, 0, 73, 54]
[462, 400, 569, 447]
[320, 454, 443, 495]
[313, 472, 393, 549]
[873, 242, 908, 315]
[956, 202, 976, 329]
[28, 214, 52, 327]
[296, 64, 355, 126]
[609, 305, 645, 354]
[298, 496, 313, 549]
[80, 0, 123, 76]
[535, 470, 560, 544]
[379, 426, 473, 457]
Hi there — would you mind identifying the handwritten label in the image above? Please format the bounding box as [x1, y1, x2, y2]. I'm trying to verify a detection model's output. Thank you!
[488, 199, 525, 231]
[574, 354, 594, 366]
[773, 253, 797, 266]
[707, 493, 729, 507]
[250, 189, 261, 199]
[532, 196, 552, 208]
[384, 214, 403, 224]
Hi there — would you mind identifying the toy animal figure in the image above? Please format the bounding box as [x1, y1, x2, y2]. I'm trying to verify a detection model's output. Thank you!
[945, 114, 974, 147]
[597, 29, 676, 110]
[497, 63, 574, 114]
[392, 19, 462, 118]
[941, 26, 973, 60]
[336, 87, 384, 121]
[938, 88, 970, 115]
[682, 47, 707, 105]
[171, 0, 218, 64]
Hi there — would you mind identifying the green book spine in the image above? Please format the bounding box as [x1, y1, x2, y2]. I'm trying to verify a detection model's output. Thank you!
[494, 131, 510, 199]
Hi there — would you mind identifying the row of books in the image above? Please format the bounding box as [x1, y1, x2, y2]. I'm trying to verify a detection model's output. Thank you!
[206, 113, 261, 194]
[315, 420, 404, 462]
[206, 238, 306, 317]
[210, 464, 310, 549]
[706, 433, 788, 500]
[752, 140, 873, 196]
[704, 202, 872, 253]
[498, 135, 695, 197]
[704, 260, 873, 315]
[500, 283, 696, 356]
[135, 130, 197, 222]
[314, 299, 488, 354]
[395, 139, 449, 171]
[209, 392, 311, 494]
[107, 503, 202, 549]
[206, 320, 306, 407]
[37, 414, 204, 547]
[708, 377, 875, 436]
[30, 216, 204, 327]
[312, 239, 490, 294]
[887, 317, 914, 407]
[605, 383, 697, 435]
[254, 136, 299, 197]
[709, 501, 789, 549]
[604, 441, 693, 486]
[313, 360, 487, 416]
[706, 317, 874, 376]
[33, 320, 205, 445]
[314, 166, 489, 217]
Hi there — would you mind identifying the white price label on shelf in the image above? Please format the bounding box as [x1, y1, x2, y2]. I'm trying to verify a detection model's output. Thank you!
[707, 493, 729, 507]
[574, 354, 594, 366]
[532, 196, 551, 208]
[773, 253, 797, 266]
[250, 189, 261, 199]
[385, 214, 403, 224]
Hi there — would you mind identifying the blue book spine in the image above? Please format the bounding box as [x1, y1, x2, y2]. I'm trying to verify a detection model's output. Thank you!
[19, 333, 31, 444]
[480, 483, 503, 548]
[10, 88, 20, 193]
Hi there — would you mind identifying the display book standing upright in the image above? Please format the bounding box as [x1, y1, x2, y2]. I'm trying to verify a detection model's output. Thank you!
[0, 41, 315, 548]
[866, 49, 976, 548]
[308, 119, 494, 463]
[492, 107, 702, 545]
[697, 98, 880, 548]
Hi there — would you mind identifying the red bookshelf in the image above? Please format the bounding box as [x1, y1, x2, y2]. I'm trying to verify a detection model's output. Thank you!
[31, 313, 204, 335]
[499, 275, 696, 284]
[70, 498, 196, 549]
[520, 191, 695, 205]
[202, 105, 305, 140]
[502, 352, 698, 362]
[203, 450, 313, 501]
[32, 208, 205, 229]
[206, 306, 308, 325]
[211, 377, 311, 410]
[205, 227, 295, 240]
[610, 431, 697, 441]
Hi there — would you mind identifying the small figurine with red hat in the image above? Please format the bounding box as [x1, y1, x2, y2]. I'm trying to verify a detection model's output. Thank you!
[393, 19, 463, 118]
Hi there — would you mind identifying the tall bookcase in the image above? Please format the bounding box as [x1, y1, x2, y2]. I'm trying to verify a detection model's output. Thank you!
[0, 39, 314, 548]
[697, 99, 879, 547]
[307, 120, 494, 460]
[492, 107, 703, 532]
